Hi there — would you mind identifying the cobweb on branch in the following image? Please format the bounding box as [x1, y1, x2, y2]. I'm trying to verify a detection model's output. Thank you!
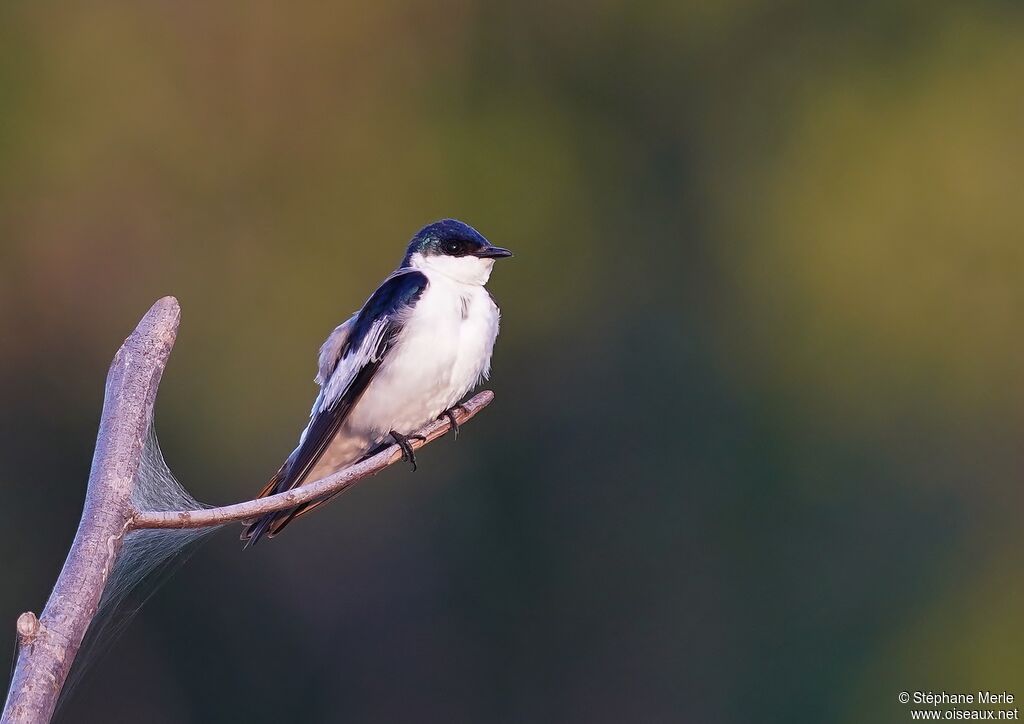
[59, 419, 224, 709]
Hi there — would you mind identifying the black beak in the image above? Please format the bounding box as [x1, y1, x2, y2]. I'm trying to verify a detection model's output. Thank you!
[475, 245, 513, 259]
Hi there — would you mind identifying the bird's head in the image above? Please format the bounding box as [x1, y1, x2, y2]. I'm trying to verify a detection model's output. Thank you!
[402, 219, 512, 284]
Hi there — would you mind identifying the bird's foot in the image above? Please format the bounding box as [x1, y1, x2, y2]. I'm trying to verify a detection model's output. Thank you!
[390, 430, 426, 471]
[439, 405, 466, 440]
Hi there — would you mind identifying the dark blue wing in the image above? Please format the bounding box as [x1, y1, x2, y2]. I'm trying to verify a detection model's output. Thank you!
[242, 270, 429, 544]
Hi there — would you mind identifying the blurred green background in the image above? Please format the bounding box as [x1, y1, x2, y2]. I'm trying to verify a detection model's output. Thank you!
[1, 2, 1023, 722]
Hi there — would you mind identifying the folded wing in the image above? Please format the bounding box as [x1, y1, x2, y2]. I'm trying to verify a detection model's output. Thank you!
[242, 270, 429, 544]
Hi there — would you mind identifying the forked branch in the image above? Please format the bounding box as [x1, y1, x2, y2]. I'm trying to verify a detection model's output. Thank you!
[2, 297, 495, 724]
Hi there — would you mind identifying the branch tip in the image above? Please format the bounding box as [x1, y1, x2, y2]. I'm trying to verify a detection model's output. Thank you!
[16, 612, 39, 641]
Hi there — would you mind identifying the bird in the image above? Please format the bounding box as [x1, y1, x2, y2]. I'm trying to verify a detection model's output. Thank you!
[241, 219, 512, 545]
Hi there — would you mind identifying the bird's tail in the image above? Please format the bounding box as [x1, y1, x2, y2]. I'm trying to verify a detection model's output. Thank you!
[239, 467, 291, 547]
[241, 434, 370, 547]
[241, 477, 355, 546]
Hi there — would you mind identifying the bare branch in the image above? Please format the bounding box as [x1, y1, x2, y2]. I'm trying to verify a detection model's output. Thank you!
[3, 297, 180, 724]
[129, 390, 494, 530]
[3, 297, 497, 724]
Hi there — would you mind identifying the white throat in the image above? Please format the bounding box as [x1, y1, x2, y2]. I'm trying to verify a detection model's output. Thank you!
[409, 252, 495, 285]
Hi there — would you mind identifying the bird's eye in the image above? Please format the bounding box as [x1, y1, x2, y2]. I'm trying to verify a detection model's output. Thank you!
[442, 240, 461, 254]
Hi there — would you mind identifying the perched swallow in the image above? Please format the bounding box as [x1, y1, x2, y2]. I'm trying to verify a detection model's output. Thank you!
[242, 219, 512, 545]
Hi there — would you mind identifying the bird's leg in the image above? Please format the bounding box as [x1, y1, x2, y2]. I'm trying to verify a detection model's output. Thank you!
[390, 430, 426, 471]
[439, 405, 466, 440]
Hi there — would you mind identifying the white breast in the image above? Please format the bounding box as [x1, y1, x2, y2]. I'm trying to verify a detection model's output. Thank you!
[345, 269, 500, 438]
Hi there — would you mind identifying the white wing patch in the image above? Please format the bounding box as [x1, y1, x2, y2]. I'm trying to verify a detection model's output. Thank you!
[299, 315, 391, 445]
[315, 315, 356, 385]
[317, 316, 390, 415]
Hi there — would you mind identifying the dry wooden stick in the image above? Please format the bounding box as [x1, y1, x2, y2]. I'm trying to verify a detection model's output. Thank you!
[2, 297, 495, 724]
[129, 389, 493, 530]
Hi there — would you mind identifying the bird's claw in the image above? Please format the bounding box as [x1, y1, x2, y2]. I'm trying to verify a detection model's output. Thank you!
[439, 406, 465, 440]
[390, 431, 426, 471]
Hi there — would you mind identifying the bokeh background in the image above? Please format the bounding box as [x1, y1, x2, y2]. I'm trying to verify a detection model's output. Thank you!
[2, 2, 1023, 722]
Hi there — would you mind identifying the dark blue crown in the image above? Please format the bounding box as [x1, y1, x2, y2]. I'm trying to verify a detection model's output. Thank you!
[402, 219, 490, 264]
